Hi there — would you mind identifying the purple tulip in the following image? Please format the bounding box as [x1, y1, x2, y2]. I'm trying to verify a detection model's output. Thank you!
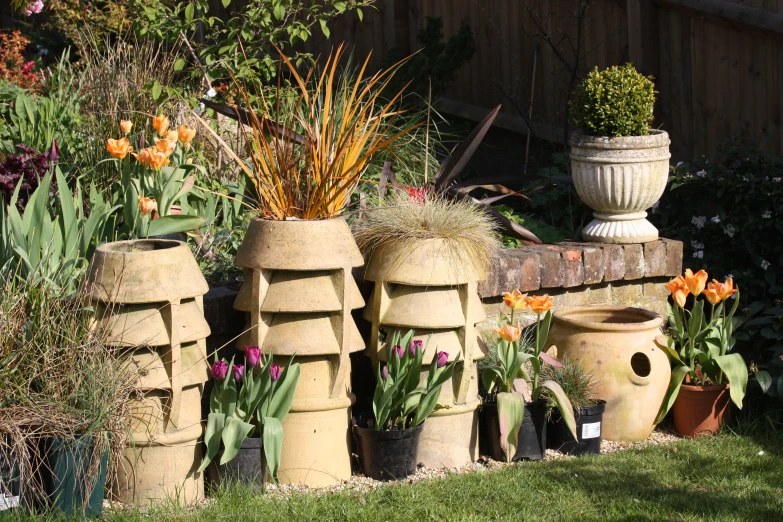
[393, 344, 404, 358]
[211, 360, 228, 380]
[409, 339, 423, 357]
[245, 346, 261, 367]
[270, 364, 281, 382]
[436, 351, 448, 368]
[381, 365, 389, 380]
[232, 365, 244, 383]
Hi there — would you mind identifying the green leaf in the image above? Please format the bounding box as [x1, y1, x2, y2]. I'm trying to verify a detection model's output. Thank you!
[756, 370, 772, 393]
[146, 215, 204, 236]
[263, 417, 284, 484]
[356, 7, 363, 21]
[222, 0, 231, 7]
[540, 380, 577, 442]
[219, 417, 255, 465]
[185, 3, 195, 23]
[273, 2, 285, 20]
[265, 363, 300, 420]
[714, 353, 748, 408]
[197, 412, 226, 472]
[151, 81, 163, 102]
[174, 58, 186, 72]
[319, 18, 330, 38]
[655, 364, 690, 424]
[497, 392, 525, 462]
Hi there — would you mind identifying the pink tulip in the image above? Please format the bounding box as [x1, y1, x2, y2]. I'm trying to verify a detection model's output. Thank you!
[232, 365, 244, 383]
[270, 364, 281, 382]
[393, 344, 404, 358]
[436, 351, 448, 368]
[409, 339, 423, 357]
[211, 360, 228, 380]
[381, 365, 389, 380]
[245, 346, 261, 367]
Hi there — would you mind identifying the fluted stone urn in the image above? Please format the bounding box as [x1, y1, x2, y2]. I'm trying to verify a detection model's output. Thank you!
[362, 240, 487, 468]
[84, 239, 211, 505]
[233, 218, 365, 487]
[570, 130, 670, 244]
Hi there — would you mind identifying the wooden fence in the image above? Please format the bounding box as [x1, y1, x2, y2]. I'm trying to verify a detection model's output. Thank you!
[294, 0, 783, 160]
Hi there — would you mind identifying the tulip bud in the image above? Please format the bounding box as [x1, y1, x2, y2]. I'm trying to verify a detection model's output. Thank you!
[232, 364, 244, 383]
[270, 363, 281, 382]
[211, 360, 228, 380]
[381, 365, 389, 380]
[436, 351, 448, 368]
[393, 344, 404, 358]
[120, 120, 133, 135]
[409, 339, 423, 357]
[245, 346, 261, 367]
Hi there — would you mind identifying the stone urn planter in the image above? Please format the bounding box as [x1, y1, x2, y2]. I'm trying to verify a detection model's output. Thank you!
[233, 218, 365, 487]
[546, 306, 668, 441]
[570, 130, 670, 244]
[84, 239, 211, 505]
[362, 240, 487, 468]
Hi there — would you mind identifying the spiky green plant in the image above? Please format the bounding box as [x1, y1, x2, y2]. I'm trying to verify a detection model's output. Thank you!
[541, 359, 599, 411]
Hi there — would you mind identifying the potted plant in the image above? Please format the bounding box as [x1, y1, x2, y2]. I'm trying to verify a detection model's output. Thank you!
[354, 191, 500, 468]
[655, 271, 748, 437]
[543, 360, 606, 455]
[197, 46, 416, 486]
[199, 347, 300, 486]
[481, 291, 577, 461]
[353, 330, 460, 481]
[569, 63, 670, 244]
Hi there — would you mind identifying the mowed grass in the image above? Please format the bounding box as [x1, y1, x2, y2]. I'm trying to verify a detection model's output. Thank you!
[5, 430, 782, 522]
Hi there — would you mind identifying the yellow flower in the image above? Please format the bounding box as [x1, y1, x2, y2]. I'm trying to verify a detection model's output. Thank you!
[133, 147, 169, 170]
[152, 114, 170, 136]
[119, 120, 133, 135]
[138, 195, 157, 216]
[154, 137, 177, 157]
[665, 275, 690, 308]
[496, 324, 521, 343]
[106, 137, 133, 160]
[684, 268, 708, 296]
[502, 289, 528, 310]
[526, 294, 554, 315]
[177, 124, 196, 144]
[715, 277, 738, 301]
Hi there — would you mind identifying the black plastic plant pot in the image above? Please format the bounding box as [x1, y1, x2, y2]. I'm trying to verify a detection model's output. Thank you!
[547, 400, 606, 456]
[482, 400, 548, 461]
[354, 423, 423, 481]
[1, 443, 21, 511]
[40, 435, 108, 518]
[206, 437, 266, 490]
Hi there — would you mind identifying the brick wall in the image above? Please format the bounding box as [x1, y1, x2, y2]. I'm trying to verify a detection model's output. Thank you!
[479, 239, 683, 325]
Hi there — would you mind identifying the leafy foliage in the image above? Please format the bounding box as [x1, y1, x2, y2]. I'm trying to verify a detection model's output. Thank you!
[0, 144, 53, 210]
[492, 204, 569, 247]
[571, 63, 655, 137]
[541, 359, 598, 411]
[0, 31, 39, 90]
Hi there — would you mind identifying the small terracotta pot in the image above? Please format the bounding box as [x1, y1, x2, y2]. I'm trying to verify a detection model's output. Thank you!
[672, 383, 731, 437]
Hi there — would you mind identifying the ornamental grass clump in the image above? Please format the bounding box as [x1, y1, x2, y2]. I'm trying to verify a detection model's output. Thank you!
[353, 190, 501, 276]
[571, 63, 656, 137]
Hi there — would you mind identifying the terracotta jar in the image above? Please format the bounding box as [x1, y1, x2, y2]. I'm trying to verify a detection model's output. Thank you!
[362, 239, 487, 468]
[233, 218, 364, 487]
[570, 130, 670, 243]
[84, 239, 211, 505]
[672, 384, 731, 437]
[546, 305, 668, 441]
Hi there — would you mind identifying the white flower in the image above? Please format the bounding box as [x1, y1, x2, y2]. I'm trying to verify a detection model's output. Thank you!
[743, 176, 749, 181]
[676, 162, 683, 167]
[761, 260, 770, 270]
[762, 211, 772, 219]
[37, 47, 49, 56]
[758, 450, 765, 456]
[774, 177, 781, 182]
[723, 224, 736, 238]
[692, 216, 707, 229]
[711, 215, 721, 223]
[693, 250, 704, 259]
[691, 240, 704, 249]
[696, 170, 706, 177]
[206, 88, 217, 98]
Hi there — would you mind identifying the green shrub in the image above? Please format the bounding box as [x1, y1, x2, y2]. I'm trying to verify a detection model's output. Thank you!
[571, 63, 656, 137]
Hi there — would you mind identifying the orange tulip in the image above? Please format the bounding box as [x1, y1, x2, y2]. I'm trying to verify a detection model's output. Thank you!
[503, 289, 528, 310]
[715, 277, 738, 301]
[138, 195, 157, 215]
[526, 294, 554, 315]
[152, 114, 170, 136]
[177, 124, 196, 144]
[703, 282, 722, 306]
[106, 138, 133, 160]
[154, 137, 177, 157]
[133, 147, 169, 170]
[684, 268, 708, 296]
[119, 120, 133, 135]
[665, 275, 690, 308]
[496, 324, 521, 343]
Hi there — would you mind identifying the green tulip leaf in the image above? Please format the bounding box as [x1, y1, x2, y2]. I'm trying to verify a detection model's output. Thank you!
[197, 412, 226, 472]
[541, 380, 577, 442]
[263, 416, 284, 484]
[497, 392, 525, 462]
[219, 417, 255, 465]
[655, 364, 690, 424]
[714, 353, 748, 408]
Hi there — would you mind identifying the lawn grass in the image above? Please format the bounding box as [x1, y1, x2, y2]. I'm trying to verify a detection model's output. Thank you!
[5, 429, 782, 522]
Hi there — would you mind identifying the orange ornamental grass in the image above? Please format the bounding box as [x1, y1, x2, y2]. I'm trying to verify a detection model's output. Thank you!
[195, 45, 417, 220]
[106, 138, 133, 160]
[503, 289, 528, 310]
[526, 294, 554, 315]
